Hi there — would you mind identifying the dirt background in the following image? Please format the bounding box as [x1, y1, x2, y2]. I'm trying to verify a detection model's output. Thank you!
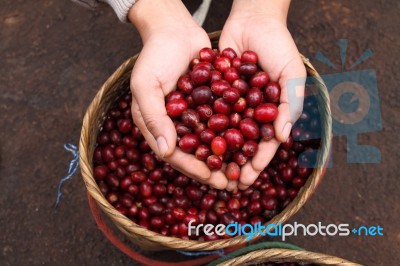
[1, 0, 399, 265]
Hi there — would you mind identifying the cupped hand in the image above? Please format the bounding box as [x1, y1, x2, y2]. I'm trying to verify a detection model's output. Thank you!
[128, 0, 229, 189]
[220, 1, 307, 190]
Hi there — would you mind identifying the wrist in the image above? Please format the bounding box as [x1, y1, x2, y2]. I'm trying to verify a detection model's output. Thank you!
[128, 0, 199, 41]
[230, 0, 290, 24]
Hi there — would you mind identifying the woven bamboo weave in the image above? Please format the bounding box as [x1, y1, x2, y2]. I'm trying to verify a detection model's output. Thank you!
[216, 248, 361, 266]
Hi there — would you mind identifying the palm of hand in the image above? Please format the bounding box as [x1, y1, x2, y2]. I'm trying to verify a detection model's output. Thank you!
[133, 29, 210, 97]
[220, 17, 306, 190]
[130, 28, 233, 189]
[221, 18, 302, 82]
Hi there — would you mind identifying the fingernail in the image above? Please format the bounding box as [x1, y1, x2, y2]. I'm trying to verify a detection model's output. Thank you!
[282, 122, 292, 142]
[156, 136, 169, 158]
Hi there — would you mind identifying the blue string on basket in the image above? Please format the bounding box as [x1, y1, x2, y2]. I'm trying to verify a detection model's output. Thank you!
[176, 249, 225, 257]
[54, 144, 79, 208]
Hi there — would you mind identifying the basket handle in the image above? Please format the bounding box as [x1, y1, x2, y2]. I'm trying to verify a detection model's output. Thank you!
[206, 242, 304, 266]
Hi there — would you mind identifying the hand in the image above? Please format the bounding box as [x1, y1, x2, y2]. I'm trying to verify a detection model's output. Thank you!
[220, 0, 306, 190]
[128, 0, 229, 189]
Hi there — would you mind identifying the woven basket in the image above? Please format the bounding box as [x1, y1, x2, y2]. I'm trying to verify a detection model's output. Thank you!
[216, 248, 361, 266]
[79, 31, 332, 251]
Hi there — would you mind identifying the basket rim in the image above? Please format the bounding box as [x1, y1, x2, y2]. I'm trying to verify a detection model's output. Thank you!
[216, 248, 361, 266]
[79, 30, 332, 251]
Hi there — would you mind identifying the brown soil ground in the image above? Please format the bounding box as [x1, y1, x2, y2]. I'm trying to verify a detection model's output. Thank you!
[1, 0, 399, 265]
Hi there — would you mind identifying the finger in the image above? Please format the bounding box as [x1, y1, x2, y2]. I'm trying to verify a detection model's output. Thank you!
[275, 57, 306, 142]
[238, 184, 249, 191]
[133, 95, 212, 182]
[207, 170, 229, 190]
[167, 148, 211, 181]
[131, 97, 158, 152]
[238, 163, 259, 190]
[218, 30, 240, 54]
[238, 138, 280, 189]
[226, 180, 238, 192]
[273, 102, 293, 143]
[130, 77, 177, 158]
[251, 138, 280, 171]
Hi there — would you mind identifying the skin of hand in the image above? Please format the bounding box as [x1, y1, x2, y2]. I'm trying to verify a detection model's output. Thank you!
[220, 0, 307, 190]
[128, 0, 229, 189]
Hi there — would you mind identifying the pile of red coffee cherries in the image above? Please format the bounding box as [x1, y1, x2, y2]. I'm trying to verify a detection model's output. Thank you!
[166, 48, 281, 179]
[92, 48, 321, 240]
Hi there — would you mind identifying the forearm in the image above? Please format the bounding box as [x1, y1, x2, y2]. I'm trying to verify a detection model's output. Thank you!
[230, 0, 291, 23]
[128, 0, 199, 41]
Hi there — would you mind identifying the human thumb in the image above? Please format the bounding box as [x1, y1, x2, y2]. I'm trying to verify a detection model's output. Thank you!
[131, 81, 177, 158]
[274, 60, 306, 142]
